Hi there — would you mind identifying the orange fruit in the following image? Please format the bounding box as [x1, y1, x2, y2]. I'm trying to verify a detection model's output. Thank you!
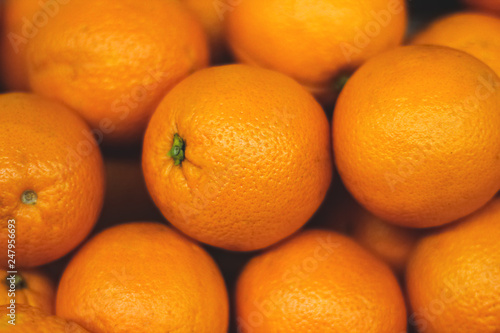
[142, 64, 332, 251]
[463, 0, 500, 15]
[181, 0, 229, 63]
[0, 93, 105, 267]
[0, 304, 89, 332]
[226, 0, 407, 100]
[0, 0, 46, 90]
[56, 222, 229, 333]
[25, 0, 209, 144]
[406, 197, 500, 332]
[333, 45, 500, 228]
[352, 209, 424, 273]
[411, 12, 500, 76]
[236, 229, 407, 332]
[1, 269, 55, 313]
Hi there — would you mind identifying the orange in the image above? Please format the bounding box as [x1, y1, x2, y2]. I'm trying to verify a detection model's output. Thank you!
[181, 0, 229, 63]
[56, 222, 229, 333]
[0, 93, 105, 267]
[463, 0, 500, 15]
[352, 209, 424, 273]
[333, 45, 500, 228]
[236, 229, 407, 332]
[406, 197, 500, 332]
[411, 12, 500, 76]
[142, 64, 332, 251]
[0, 0, 46, 90]
[226, 0, 407, 100]
[1, 269, 55, 313]
[0, 304, 89, 332]
[25, 0, 209, 144]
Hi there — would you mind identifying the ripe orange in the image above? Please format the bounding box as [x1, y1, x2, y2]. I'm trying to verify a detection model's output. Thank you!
[226, 0, 407, 100]
[463, 0, 500, 15]
[25, 0, 209, 144]
[406, 197, 500, 332]
[0, 93, 105, 268]
[142, 64, 332, 251]
[0, 304, 89, 332]
[181, 0, 229, 63]
[236, 229, 407, 332]
[1, 269, 55, 314]
[333, 45, 500, 228]
[56, 222, 229, 333]
[352, 209, 424, 273]
[0, 0, 46, 90]
[411, 12, 500, 77]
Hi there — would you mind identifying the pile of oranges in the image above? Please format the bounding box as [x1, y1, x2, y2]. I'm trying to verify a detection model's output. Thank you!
[0, 0, 499, 332]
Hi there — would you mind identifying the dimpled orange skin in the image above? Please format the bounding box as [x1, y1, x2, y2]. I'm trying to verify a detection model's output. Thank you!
[56, 222, 229, 333]
[406, 198, 500, 333]
[142, 64, 332, 251]
[236, 229, 407, 333]
[26, 0, 209, 144]
[333, 45, 500, 228]
[463, 0, 500, 15]
[0, 93, 105, 268]
[0, 269, 55, 314]
[0, 304, 89, 333]
[352, 210, 423, 274]
[226, 0, 407, 97]
[411, 12, 500, 77]
[0, 0, 47, 90]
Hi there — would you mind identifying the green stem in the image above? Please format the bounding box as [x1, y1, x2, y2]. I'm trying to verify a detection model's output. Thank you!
[333, 74, 351, 93]
[168, 134, 185, 166]
[4, 274, 26, 290]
